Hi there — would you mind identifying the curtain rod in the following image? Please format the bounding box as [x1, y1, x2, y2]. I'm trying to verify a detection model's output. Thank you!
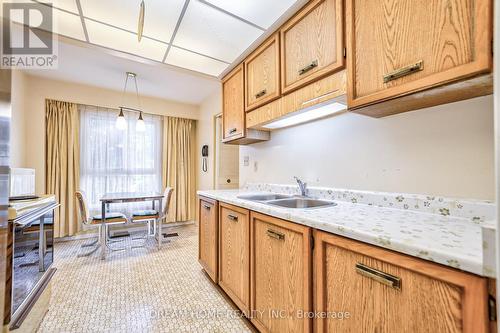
[45, 98, 198, 121]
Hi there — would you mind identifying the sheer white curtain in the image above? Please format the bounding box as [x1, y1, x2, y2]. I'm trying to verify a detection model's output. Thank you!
[79, 104, 162, 215]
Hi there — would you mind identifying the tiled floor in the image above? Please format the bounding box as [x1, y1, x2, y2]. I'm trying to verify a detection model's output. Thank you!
[37, 224, 253, 333]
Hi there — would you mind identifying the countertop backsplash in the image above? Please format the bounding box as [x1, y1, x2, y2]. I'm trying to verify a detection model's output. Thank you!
[243, 183, 496, 225]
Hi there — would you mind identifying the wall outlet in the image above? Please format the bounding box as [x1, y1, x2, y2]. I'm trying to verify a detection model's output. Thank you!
[243, 156, 249, 167]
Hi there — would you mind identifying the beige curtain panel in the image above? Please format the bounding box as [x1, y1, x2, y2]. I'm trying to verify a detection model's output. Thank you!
[45, 99, 80, 237]
[162, 116, 197, 222]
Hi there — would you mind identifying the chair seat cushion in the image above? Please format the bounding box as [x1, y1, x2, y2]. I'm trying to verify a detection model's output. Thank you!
[132, 209, 158, 217]
[91, 212, 127, 223]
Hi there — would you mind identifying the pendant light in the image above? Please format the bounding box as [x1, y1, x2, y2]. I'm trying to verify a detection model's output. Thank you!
[116, 107, 127, 130]
[117, 72, 146, 131]
[136, 111, 145, 131]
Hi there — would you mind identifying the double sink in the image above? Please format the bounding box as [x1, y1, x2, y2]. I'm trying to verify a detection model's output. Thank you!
[237, 193, 336, 209]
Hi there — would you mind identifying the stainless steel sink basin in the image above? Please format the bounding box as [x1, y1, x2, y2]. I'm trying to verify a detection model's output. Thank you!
[266, 198, 337, 209]
[237, 193, 292, 201]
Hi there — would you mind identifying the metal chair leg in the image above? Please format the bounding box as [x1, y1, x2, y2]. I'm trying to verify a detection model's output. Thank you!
[157, 218, 162, 250]
[77, 245, 99, 257]
[78, 226, 100, 257]
[131, 219, 155, 249]
[81, 237, 98, 247]
[105, 242, 127, 252]
[105, 225, 125, 243]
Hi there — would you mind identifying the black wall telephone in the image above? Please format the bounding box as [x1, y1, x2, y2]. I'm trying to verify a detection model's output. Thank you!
[202, 145, 208, 172]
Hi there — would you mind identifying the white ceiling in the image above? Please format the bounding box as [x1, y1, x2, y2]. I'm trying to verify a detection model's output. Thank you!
[6, 0, 304, 77]
[21, 41, 221, 104]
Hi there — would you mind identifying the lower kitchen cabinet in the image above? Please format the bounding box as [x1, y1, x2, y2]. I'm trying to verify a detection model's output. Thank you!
[250, 212, 312, 333]
[218, 203, 251, 313]
[313, 230, 490, 333]
[198, 196, 218, 282]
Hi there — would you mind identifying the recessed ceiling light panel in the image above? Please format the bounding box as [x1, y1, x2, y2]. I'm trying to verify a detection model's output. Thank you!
[204, 0, 300, 29]
[80, 0, 185, 42]
[85, 19, 167, 61]
[166, 46, 228, 77]
[174, 0, 263, 63]
[33, 0, 79, 14]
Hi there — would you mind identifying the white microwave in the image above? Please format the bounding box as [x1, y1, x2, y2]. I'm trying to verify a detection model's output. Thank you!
[9, 168, 36, 200]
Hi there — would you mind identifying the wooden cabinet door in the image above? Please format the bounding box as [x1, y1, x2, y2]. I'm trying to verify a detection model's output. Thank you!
[313, 230, 489, 333]
[347, 0, 492, 110]
[245, 33, 281, 112]
[198, 197, 218, 283]
[222, 64, 245, 142]
[218, 203, 250, 313]
[250, 212, 312, 333]
[280, 0, 344, 94]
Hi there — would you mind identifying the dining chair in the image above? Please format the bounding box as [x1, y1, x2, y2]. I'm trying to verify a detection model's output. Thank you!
[131, 187, 173, 249]
[75, 191, 128, 257]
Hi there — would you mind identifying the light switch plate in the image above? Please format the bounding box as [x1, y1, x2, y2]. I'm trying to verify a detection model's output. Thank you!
[243, 156, 249, 166]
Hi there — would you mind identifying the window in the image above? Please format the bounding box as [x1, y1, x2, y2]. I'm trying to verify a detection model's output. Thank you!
[79, 104, 162, 214]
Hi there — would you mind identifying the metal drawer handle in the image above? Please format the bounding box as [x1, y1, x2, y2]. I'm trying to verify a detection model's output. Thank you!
[298, 60, 318, 75]
[266, 229, 285, 241]
[383, 60, 423, 83]
[255, 89, 267, 98]
[355, 263, 401, 290]
[227, 214, 238, 221]
[203, 204, 211, 210]
[229, 128, 237, 134]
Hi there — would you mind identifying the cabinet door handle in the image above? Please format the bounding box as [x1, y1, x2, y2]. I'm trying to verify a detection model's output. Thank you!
[298, 60, 318, 75]
[228, 128, 237, 135]
[383, 60, 423, 83]
[203, 204, 211, 210]
[266, 229, 285, 241]
[255, 89, 267, 98]
[227, 214, 238, 221]
[355, 263, 401, 290]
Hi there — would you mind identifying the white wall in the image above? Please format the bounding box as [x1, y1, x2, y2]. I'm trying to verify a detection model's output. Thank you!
[15, 74, 200, 194]
[240, 96, 494, 200]
[10, 70, 26, 168]
[197, 88, 222, 190]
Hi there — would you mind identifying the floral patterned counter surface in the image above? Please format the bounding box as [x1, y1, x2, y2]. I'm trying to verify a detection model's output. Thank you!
[198, 183, 497, 278]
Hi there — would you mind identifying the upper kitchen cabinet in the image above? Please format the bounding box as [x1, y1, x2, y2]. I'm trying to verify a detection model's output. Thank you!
[245, 33, 281, 112]
[222, 64, 245, 142]
[222, 64, 270, 145]
[347, 0, 493, 117]
[280, 0, 345, 94]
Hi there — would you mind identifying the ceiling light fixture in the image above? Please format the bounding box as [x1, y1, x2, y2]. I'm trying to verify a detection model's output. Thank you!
[261, 102, 347, 130]
[136, 111, 145, 131]
[117, 72, 146, 131]
[138, 0, 145, 42]
[116, 107, 127, 130]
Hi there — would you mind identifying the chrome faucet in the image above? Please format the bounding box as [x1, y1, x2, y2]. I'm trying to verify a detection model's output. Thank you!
[294, 176, 308, 197]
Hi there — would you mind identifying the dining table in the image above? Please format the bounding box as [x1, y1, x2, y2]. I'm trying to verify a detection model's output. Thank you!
[99, 192, 164, 259]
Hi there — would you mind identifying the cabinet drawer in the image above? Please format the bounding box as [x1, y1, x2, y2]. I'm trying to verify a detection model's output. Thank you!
[280, 0, 344, 94]
[347, 0, 492, 110]
[250, 212, 312, 333]
[245, 33, 281, 112]
[218, 203, 250, 313]
[222, 64, 245, 141]
[314, 230, 489, 333]
[198, 197, 218, 283]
